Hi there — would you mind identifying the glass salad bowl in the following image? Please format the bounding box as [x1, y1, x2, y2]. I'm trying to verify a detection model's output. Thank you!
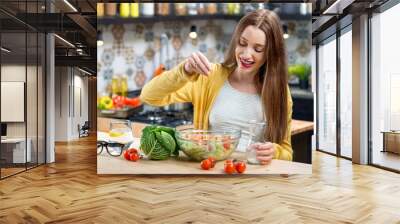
[175, 128, 241, 161]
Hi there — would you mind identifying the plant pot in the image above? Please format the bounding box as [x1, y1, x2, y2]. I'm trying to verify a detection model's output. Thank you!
[299, 79, 309, 90]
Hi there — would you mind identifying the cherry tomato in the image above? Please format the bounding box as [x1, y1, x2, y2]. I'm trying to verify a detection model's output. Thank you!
[112, 96, 125, 109]
[223, 142, 231, 150]
[123, 148, 139, 161]
[224, 161, 235, 174]
[191, 134, 202, 141]
[225, 159, 233, 164]
[222, 136, 231, 150]
[129, 153, 139, 162]
[201, 159, 212, 170]
[123, 150, 131, 160]
[127, 148, 138, 154]
[235, 161, 246, 173]
[208, 157, 216, 168]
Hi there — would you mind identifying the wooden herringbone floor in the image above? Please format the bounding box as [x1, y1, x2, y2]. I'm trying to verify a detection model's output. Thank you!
[0, 135, 399, 224]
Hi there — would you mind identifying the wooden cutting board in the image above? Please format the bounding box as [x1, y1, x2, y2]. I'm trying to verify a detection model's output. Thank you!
[97, 137, 311, 175]
[97, 154, 311, 175]
[97, 132, 312, 175]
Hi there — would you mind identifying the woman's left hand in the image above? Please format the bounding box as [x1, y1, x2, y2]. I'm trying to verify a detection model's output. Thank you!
[255, 142, 275, 165]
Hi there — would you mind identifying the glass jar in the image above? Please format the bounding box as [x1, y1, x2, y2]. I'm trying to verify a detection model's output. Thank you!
[246, 121, 266, 164]
[109, 120, 133, 145]
[227, 3, 235, 15]
[97, 3, 104, 17]
[141, 3, 154, 16]
[233, 3, 241, 15]
[198, 3, 206, 15]
[187, 3, 198, 15]
[157, 3, 170, 16]
[130, 3, 139, 17]
[175, 3, 187, 16]
[105, 3, 117, 16]
[120, 3, 130, 18]
[206, 3, 217, 15]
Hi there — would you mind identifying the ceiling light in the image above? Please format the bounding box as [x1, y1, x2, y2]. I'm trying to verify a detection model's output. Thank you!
[76, 48, 83, 55]
[97, 30, 104, 47]
[283, 33, 290, 39]
[189, 25, 197, 39]
[54, 34, 75, 48]
[282, 24, 289, 39]
[1, 47, 11, 53]
[63, 0, 78, 12]
[323, 0, 341, 14]
[97, 40, 104, 47]
[78, 67, 93, 76]
[322, 0, 354, 15]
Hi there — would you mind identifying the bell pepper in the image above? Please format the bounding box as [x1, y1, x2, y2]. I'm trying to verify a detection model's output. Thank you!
[99, 96, 113, 110]
[112, 95, 125, 109]
[124, 97, 141, 108]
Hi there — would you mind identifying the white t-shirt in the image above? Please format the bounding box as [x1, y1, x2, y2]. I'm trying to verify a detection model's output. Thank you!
[209, 80, 265, 152]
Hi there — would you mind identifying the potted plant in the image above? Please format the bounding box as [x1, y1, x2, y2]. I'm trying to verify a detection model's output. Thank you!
[288, 64, 311, 90]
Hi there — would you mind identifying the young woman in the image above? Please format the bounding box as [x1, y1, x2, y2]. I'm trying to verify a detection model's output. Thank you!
[140, 9, 293, 164]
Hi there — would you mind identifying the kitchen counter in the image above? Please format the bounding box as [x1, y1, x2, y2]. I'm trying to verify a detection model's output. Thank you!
[98, 150, 311, 175]
[291, 120, 313, 135]
[98, 118, 314, 164]
[97, 118, 313, 175]
[97, 117, 314, 138]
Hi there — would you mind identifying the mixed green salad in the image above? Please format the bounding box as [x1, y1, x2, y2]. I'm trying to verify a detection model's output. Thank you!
[177, 134, 237, 161]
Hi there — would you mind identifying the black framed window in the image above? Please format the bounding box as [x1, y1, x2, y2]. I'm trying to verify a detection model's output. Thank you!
[339, 25, 352, 159]
[316, 34, 337, 155]
[369, 1, 400, 172]
[0, 0, 47, 180]
[315, 20, 353, 160]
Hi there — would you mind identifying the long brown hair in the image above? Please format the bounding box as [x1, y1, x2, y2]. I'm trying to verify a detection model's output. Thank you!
[222, 9, 289, 144]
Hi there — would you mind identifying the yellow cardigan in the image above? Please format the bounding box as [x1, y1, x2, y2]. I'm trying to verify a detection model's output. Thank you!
[140, 62, 293, 161]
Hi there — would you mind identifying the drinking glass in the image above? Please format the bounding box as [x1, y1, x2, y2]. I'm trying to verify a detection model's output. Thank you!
[109, 120, 133, 144]
[246, 121, 266, 164]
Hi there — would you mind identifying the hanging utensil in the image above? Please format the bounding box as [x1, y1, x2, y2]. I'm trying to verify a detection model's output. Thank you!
[172, 35, 183, 51]
[145, 46, 155, 61]
[153, 33, 168, 78]
[135, 70, 146, 88]
[162, 32, 170, 70]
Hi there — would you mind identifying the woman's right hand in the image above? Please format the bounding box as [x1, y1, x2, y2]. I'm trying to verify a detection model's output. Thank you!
[184, 52, 212, 76]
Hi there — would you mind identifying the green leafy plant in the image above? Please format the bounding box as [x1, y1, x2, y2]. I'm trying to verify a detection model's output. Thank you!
[288, 64, 311, 81]
[140, 125, 179, 160]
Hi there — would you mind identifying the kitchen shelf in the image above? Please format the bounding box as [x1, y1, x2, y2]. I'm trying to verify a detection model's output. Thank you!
[98, 15, 242, 24]
[98, 14, 310, 25]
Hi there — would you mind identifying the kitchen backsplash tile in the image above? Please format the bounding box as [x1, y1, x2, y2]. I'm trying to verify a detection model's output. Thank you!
[98, 19, 311, 93]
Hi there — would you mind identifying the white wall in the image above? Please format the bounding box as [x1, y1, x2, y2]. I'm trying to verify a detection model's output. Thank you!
[55, 66, 68, 141]
[54, 67, 89, 141]
[1, 64, 46, 164]
[72, 72, 89, 138]
[1, 65, 35, 137]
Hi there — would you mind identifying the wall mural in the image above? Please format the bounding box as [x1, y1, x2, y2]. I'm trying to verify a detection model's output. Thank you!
[98, 19, 311, 94]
